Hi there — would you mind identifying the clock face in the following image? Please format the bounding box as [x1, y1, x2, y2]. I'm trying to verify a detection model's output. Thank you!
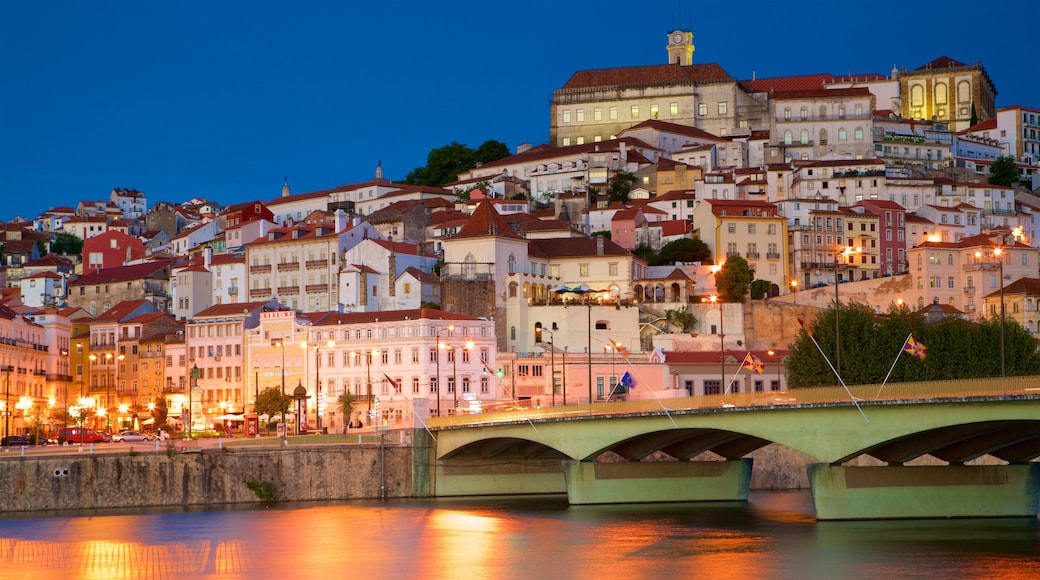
[673, 33, 683, 44]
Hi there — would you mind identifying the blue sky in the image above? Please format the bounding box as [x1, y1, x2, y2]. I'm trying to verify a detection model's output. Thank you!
[2, 1, 1036, 222]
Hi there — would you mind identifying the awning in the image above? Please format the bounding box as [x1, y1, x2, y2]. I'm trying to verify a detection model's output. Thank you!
[140, 418, 155, 425]
[214, 414, 246, 422]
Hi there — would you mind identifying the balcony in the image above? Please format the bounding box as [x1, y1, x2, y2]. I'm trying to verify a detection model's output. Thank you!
[277, 286, 300, 295]
[745, 252, 760, 259]
[305, 284, 329, 293]
[963, 286, 976, 294]
[766, 252, 781, 260]
[249, 288, 272, 298]
[305, 260, 327, 269]
[227, 286, 238, 296]
[277, 262, 300, 271]
[249, 264, 272, 274]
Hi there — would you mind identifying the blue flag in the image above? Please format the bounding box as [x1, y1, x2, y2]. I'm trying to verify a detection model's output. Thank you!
[621, 371, 634, 389]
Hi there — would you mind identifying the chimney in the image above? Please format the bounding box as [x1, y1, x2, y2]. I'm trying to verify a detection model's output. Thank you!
[596, 235, 605, 255]
[335, 209, 347, 233]
[388, 242, 397, 297]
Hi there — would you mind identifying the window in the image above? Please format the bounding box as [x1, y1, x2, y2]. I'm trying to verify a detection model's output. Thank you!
[562, 110, 571, 124]
[593, 107, 601, 121]
[609, 106, 617, 120]
[669, 102, 678, 116]
[698, 103, 707, 116]
[576, 109, 584, 122]
[784, 108, 791, 120]
[728, 223, 736, 234]
[800, 130, 809, 145]
[784, 131, 792, 145]
[630, 105, 639, 118]
[718, 102, 728, 115]
[579, 264, 589, 277]
[854, 128, 863, 141]
[838, 128, 847, 141]
[650, 104, 658, 118]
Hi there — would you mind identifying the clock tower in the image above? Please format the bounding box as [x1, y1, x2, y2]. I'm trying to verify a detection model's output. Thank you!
[666, 30, 694, 66]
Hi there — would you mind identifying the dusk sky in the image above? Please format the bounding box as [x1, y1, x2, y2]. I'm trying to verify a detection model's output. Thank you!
[2, 1, 1036, 222]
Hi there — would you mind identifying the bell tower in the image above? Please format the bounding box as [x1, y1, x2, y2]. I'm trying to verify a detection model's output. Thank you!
[666, 29, 694, 66]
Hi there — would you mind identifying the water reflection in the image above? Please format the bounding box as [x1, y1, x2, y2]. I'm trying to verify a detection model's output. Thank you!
[0, 493, 1036, 578]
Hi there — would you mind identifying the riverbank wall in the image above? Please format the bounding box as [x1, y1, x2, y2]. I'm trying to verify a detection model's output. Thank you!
[0, 433, 993, 514]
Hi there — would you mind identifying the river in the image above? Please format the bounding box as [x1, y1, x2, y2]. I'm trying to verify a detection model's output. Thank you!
[0, 491, 1037, 579]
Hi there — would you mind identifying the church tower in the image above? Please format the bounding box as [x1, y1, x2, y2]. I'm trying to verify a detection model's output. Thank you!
[666, 29, 694, 66]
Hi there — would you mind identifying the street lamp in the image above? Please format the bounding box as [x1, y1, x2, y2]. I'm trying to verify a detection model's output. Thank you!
[188, 363, 201, 439]
[536, 326, 556, 406]
[365, 348, 379, 413]
[976, 248, 1006, 377]
[271, 340, 287, 443]
[834, 246, 862, 378]
[768, 349, 781, 391]
[301, 339, 335, 432]
[703, 295, 725, 394]
[434, 325, 454, 417]
[60, 349, 69, 433]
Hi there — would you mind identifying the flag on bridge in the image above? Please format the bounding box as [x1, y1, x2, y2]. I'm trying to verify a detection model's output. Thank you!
[904, 335, 928, 360]
[742, 353, 765, 374]
[797, 318, 814, 337]
[611, 338, 630, 359]
[621, 371, 635, 390]
[383, 373, 401, 392]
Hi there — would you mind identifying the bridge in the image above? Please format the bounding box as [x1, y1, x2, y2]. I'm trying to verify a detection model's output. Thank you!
[422, 376, 1040, 520]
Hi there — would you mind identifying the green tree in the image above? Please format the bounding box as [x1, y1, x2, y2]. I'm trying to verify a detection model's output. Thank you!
[987, 156, 1020, 187]
[474, 140, 510, 164]
[52, 231, 84, 255]
[653, 237, 711, 266]
[254, 387, 291, 418]
[150, 396, 169, 429]
[405, 140, 511, 187]
[337, 392, 358, 434]
[606, 172, 636, 203]
[970, 103, 979, 126]
[714, 256, 753, 303]
[786, 303, 1040, 388]
[750, 279, 772, 300]
[665, 306, 696, 333]
[632, 243, 656, 264]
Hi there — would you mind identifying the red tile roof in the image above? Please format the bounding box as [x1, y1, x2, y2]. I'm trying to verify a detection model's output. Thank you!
[560, 63, 733, 91]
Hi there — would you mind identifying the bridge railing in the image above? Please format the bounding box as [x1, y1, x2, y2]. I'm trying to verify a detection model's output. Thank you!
[425, 375, 1040, 428]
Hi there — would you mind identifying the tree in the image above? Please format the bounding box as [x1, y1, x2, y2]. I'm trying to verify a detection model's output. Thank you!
[404, 140, 511, 187]
[665, 306, 696, 333]
[338, 392, 358, 434]
[785, 303, 1040, 388]
[254, 387, 291, 418]
[654, 237, 711, 266]
[51, 231, 84, 255]
[970, 103, 979, 126]
[150, 396, 169, 429]
[750, 279, 772, 300]
[714, 256, 753, 303]
[474, 140, 510, 164]
[988, 156, 1020, 187]
[632, 243, 656, 264]
[606, 172, 636, 203]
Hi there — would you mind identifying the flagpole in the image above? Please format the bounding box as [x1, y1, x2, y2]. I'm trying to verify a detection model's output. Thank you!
[725, 353, 752, 396]
[607, 346, 677, 427]
[803, 326, 869, 423]
[876, 333, 913, 398]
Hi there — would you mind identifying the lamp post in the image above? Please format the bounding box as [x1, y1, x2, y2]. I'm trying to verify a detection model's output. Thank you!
[188, 363, 201, 440]
[834, 246, 862, 378]
[313, 340, 334, 432]
[548, 330, 555, 407]
[3, 365, 11, 439]
[60, 349, 69, 433]
[587, 295, 593, 403]
[704, 295, 725, 394]
[976, 248, 1006, 377]
[768, 349, 780, 391]
[271, 340, 287, 443]
[365, 348, 378, 412]
[434, 325, 453, 417]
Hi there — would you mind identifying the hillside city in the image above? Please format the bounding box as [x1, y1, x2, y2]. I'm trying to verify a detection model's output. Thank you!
[3, 29, 1040, 439]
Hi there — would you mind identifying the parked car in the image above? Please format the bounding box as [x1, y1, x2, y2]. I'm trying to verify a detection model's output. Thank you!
[112, 430, 151, 442]
[57, 427, 106, 444]
[1, 434, 32, 446]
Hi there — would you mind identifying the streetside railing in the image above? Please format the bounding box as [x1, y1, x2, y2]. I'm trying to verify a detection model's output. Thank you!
[427, 375, 1040, 428]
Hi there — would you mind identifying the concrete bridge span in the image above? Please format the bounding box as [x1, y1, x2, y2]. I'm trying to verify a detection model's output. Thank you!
[426, 376, 1040, 520]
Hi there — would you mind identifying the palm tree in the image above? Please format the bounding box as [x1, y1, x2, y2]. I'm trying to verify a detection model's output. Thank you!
[337, 392, 357, 434]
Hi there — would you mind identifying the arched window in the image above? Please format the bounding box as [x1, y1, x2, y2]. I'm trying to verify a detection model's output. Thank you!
[819, 128, 828, 145]
[935, 82, 948, 104]
[800, 130, 809, 145]
[784, 131, 792, 145]
[508, 281, 518, 298]
[507, 254, 516, 274]
[958, 81, 971, 102]
[911, 85, 924, 107]
[838, 128, 847, 141]
[948, 253, 954, 265]
[463, 254, 477, 279]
